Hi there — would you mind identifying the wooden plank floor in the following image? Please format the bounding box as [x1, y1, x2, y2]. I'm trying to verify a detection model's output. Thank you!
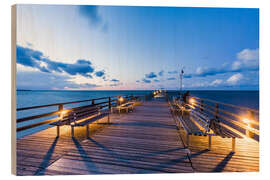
[176, 121, 259, 172]
[16, 98, 259, 175]
[17, 99, 193, 175]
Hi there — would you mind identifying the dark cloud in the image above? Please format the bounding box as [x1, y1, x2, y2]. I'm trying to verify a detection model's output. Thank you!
[183, 48, 259, 79]
[16, 46, 46, 71]
[78, 5, 102, 25]
[26, 42, 33, 47]
[142, 79, 151, 83]
[167, 77, 176, 80]
[154, 79, 160, 82]
[95, 70, 105, 77]
[17, 45, 94, 78]
[109, 82, 123, 87]
[16, 71, 99, 90]
[168, 70, 178, 74]
[145, 72, 157, 79]
[183, 74, 192, 78]
[158, 70, 164, 76]
[183, 65, 259, 79]
[111, 79, 119, 82]
[102, 76, 108, 81]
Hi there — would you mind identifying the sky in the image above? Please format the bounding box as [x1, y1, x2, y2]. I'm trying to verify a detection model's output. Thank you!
[16, 5, 259, 90]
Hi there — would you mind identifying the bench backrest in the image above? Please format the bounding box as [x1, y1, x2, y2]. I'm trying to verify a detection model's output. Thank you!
[172, 100, 211, 133]
[189, 108, 211, 132]
[62, 105, 100, 124]
[121, 102, 134, 107]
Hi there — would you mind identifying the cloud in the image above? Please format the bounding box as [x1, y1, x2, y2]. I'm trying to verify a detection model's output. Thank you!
[167, 77, 176, 80]
[109, 82, 123, 87]
[168, 70, 178, 74]
[26, 42, 33, 47]
[233, 48, 259, 70]
[183, 74, 192, 78]
[183, 48, 259, 79]
[193, 66, 229, 77]
[154, 79, 160, 82]
[136, 80, 140, 83]
[227, 73, 243, 85]
[16, 71, 99, 90]
[142, 79, 151, 83]
[145, 72, 157, 79]
[237, 48, 259, 61]
[158, 70, 164, 76]
[17, 45, 95, 78]
[95, 70, 105, 77]
[111, 79, 119, 82]
[78, 5, 102, 25]
[210, 79, 223, 86]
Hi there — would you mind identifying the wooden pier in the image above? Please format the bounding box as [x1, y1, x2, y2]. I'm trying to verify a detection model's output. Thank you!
[16, 97, 259, 175]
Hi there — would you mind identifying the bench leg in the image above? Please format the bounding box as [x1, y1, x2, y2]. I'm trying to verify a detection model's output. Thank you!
[208, 135, 212, 150]
[86, 125, 89, 138]
[71, 126, 74, 137]
[186, 134, 190, 147]
[57, 126, 60, 137]
[108, 115, 110, 124]
[232, 137, 236, 152]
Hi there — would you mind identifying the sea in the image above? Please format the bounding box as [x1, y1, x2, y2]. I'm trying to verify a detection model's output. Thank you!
[16, 90, 259, 138]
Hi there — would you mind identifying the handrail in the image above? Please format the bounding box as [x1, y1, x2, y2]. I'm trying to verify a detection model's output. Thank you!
[192, 96, 259, 113]
[191, 102, 259, 135]
[171, 94, 259, 141]
[17, 94, 141, 133]
[17, 96, 120, 111]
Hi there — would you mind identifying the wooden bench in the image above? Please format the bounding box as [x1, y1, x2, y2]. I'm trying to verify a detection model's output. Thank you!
[111, 102, 135, 114]
[171, 102, 210, 146]
[50, 105, 110, 138]
[208, 118, 243, 152]
[171, 101, 241, 152]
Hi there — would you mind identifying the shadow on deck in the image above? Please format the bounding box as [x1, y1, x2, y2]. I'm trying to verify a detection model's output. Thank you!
[16, 99, 259, 175]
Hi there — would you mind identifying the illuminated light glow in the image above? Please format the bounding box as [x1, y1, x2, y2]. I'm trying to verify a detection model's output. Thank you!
[242, 118, 250, 124]
[189, 98, 196, 105]
[60, 110, 69, 118]
[119, 97, 124, 102]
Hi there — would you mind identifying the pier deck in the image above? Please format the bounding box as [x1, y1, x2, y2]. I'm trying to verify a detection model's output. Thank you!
[16, 99, 259, 175]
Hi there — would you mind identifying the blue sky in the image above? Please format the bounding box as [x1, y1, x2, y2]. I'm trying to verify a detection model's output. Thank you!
[16, 5, 259, 90]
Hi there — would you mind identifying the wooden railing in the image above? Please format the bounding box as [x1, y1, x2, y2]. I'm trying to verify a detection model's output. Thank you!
[16, 95, 141, 132]
[187, 96, 259, 141]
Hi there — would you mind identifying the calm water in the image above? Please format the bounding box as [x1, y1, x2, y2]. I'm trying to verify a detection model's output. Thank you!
[16, 90, 259, 138]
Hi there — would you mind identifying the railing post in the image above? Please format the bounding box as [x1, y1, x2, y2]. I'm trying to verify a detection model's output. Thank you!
[208, 135, 212, 150]
[108, 97, 111, 111]
[58, 104, 63, 116]
[92, 99, 95, 105]
[246, 110, 255, 138]
[200, 99, 204, 111]
[57, 104, 63, 137]
[215, 103, 219, 120]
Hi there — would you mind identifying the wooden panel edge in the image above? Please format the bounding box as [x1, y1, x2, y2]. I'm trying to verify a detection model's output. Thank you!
[11, 4, 17, 176]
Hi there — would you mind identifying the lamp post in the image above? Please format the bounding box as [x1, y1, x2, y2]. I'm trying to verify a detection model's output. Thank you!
[180, 68, 184, 95]
[118, 96, 124, 105]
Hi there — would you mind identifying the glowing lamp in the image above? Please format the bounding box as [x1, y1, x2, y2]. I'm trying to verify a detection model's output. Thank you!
[242, 118, 251, 127]
[60, 110, 69, 118]
[119, 97, 124, 102]
[189, 98, 195, 105]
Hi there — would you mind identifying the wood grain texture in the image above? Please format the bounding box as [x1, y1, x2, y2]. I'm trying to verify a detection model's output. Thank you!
[16, 99, 259, 175]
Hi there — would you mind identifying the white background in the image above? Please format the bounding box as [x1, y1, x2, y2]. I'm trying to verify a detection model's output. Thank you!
[1, 0, 269, 179]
